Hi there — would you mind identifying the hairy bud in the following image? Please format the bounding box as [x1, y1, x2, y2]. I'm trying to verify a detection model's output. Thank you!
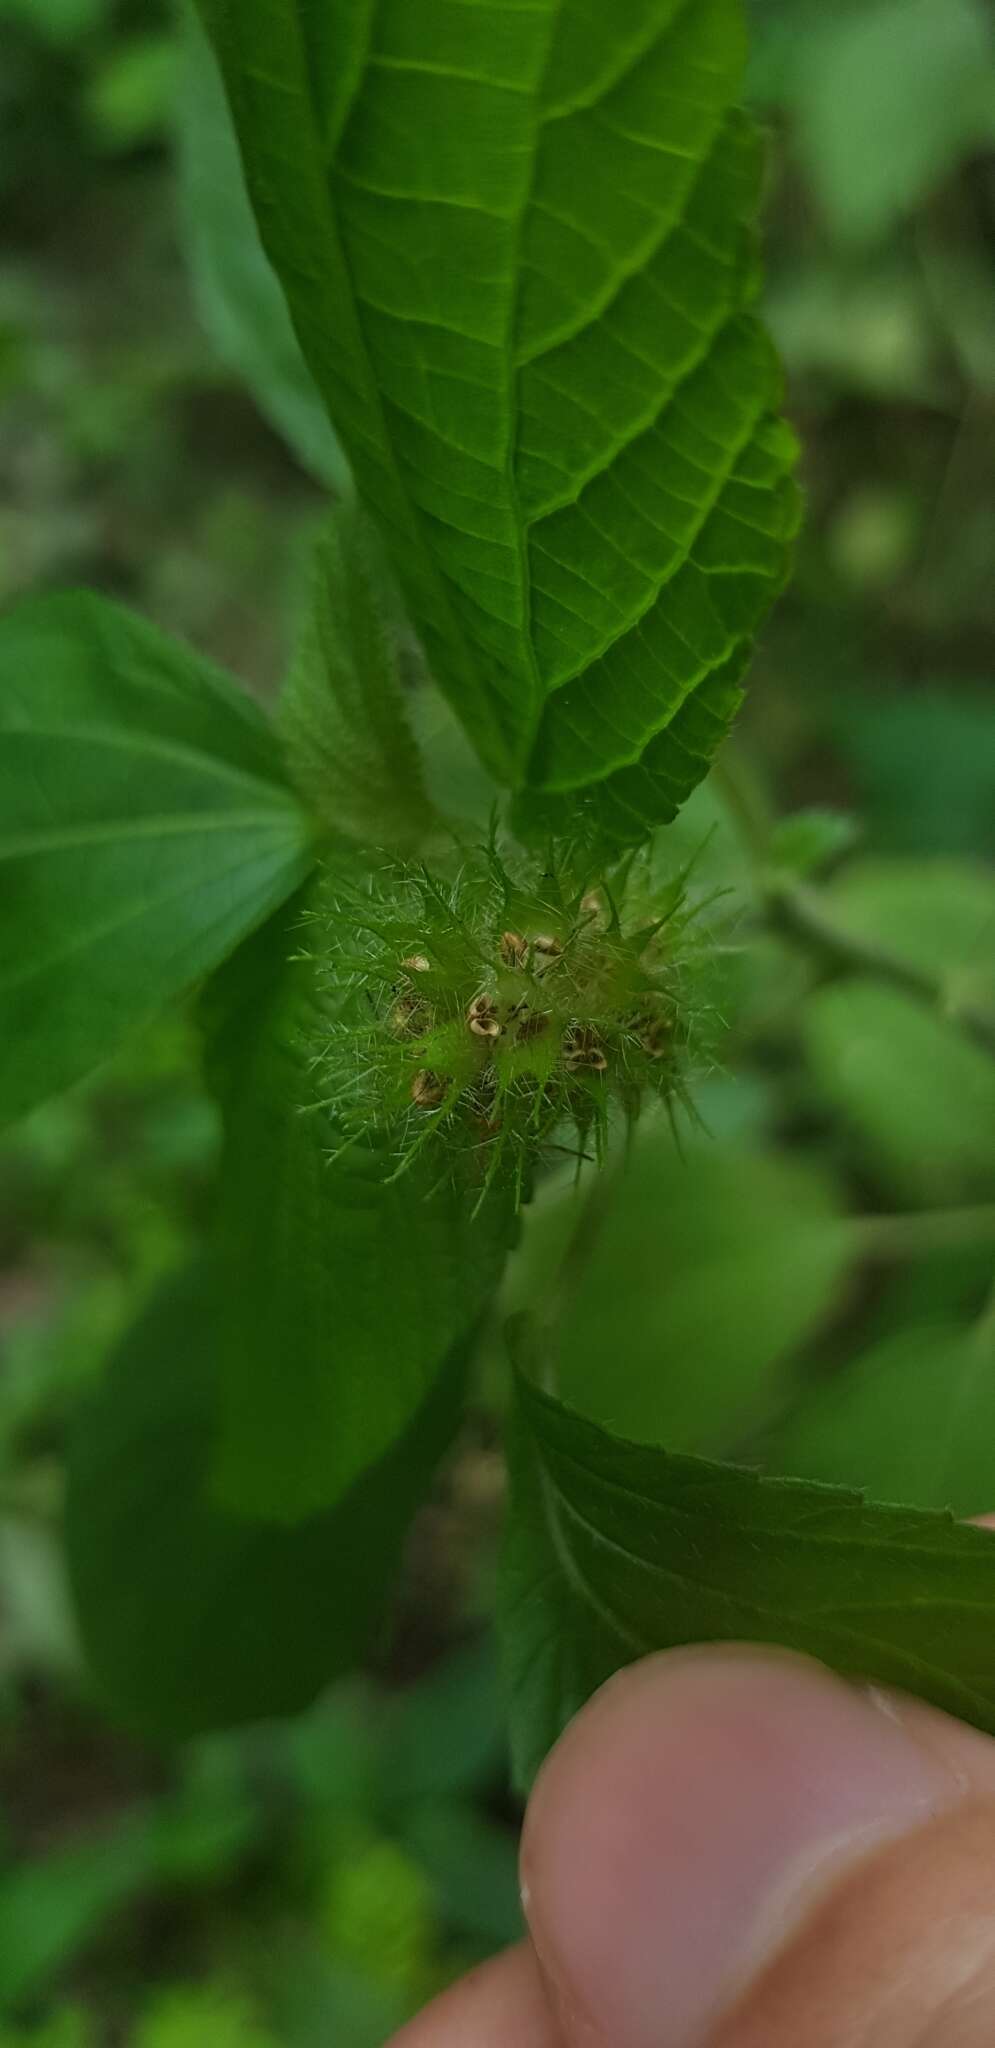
[302, 841, 706, 1204]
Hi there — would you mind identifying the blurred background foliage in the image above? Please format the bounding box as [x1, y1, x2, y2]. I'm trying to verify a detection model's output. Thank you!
[0, 0, 993, 2037]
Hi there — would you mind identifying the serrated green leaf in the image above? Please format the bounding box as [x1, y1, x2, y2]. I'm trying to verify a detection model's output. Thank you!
[66, 1265, 468, 1739]
[502, 1362, 995, 1788]
[0, 593, 315, 1125]
[197, 0, 799, 841]
[175, 4, 349, 488]
[206, 897, 514, 1523]
[764, 1317, 995, 1517]
[279, 502, 438, 849]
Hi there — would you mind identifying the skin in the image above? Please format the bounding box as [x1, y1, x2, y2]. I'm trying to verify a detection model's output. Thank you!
[389, 1643, 995, 2048]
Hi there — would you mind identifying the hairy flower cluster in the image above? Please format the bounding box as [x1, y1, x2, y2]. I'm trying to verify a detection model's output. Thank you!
[303, 844, 705, 1204]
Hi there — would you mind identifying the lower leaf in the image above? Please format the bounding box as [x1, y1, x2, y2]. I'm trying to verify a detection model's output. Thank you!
[66, 1265, 468, 1741]
[205, 894, 515, 1524]
[501, 1352, 995, 1790]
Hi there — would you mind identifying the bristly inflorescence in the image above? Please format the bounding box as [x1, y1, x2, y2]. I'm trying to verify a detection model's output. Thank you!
[301, 840, 710, 1208]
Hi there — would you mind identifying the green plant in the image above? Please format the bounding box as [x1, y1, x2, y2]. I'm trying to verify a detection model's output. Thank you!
[3, 0, 995, 1796]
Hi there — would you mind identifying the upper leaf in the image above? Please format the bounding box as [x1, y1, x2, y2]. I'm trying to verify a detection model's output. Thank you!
[197, 0, 799, 841]
[0, 593, 315, 1124]
[502, 1361, 995, 1787]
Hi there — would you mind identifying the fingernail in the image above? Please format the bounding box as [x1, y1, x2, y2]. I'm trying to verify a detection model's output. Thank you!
[521, 1650, 963, 2048]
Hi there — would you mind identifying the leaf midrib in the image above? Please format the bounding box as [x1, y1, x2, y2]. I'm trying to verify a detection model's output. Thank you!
[0, 834, 309, 997]
[537, 1433, 995, 1723]
[2, 718, 296, 798]
[286, 0, 516, 778]
[0, 808, 306, 861]
[508, 0, 720, 762]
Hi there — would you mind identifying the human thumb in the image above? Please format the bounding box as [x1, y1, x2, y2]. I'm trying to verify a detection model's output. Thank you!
[521, 1647, 995, 2046]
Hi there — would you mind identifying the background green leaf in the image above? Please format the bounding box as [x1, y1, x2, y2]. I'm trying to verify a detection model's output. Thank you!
[502, 1364, 995, 1787]
[197, 0, 799, 839]
[763, 1314, 995, 1515]
[174, 4, 349, 490]
[206, 901, 515, 1524]
[804, 981, 995, 1203]
[0, 1770, 252, 2009]
[829, 689, 995, 857]
[823, 857, 995, 1011]
[66, 1265, 469, 1739]
[786, 0, 995, 247]
[0, 593, 315, 1125]
[528, 1127, 848, 1452]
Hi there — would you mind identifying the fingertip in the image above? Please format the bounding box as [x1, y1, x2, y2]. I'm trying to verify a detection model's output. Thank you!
[385, 1942, 559, 2048]
[521, 1648, 961, 2048]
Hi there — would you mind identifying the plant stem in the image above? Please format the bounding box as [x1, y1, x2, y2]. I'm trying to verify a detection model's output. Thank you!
[765, 877, 995, 1059]
[852, 1207, 995, 1260]
[713, 749, 995, 1060]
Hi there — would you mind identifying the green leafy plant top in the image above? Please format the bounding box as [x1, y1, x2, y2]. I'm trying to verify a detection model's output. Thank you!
[198, 0, 800, 844]
[4, 0, 995, 1789]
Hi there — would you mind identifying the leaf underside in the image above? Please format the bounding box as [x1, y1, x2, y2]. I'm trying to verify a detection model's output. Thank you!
[205, 894, 516, 1524]
[503, 1370, 995, 1789]
[198, 0, 800, 843]
[278, 501, 438, 849]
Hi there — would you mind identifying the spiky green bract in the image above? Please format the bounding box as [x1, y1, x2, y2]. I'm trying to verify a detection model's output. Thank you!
[302, 842, 708, 1206]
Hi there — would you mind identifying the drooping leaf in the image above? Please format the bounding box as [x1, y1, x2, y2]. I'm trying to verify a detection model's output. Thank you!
[66, 1264, 469, 1739]
[175, 2, 349, 489]
[0, 593, 316, 1125]
[502, 1360, 995, 1788]
[527, 1128, 849, 1453]
[278, 502, 438, 849]
[197, 0, 799, 841]
[764, 1317, 995, 1517]
[205, 896, 515, 1524]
